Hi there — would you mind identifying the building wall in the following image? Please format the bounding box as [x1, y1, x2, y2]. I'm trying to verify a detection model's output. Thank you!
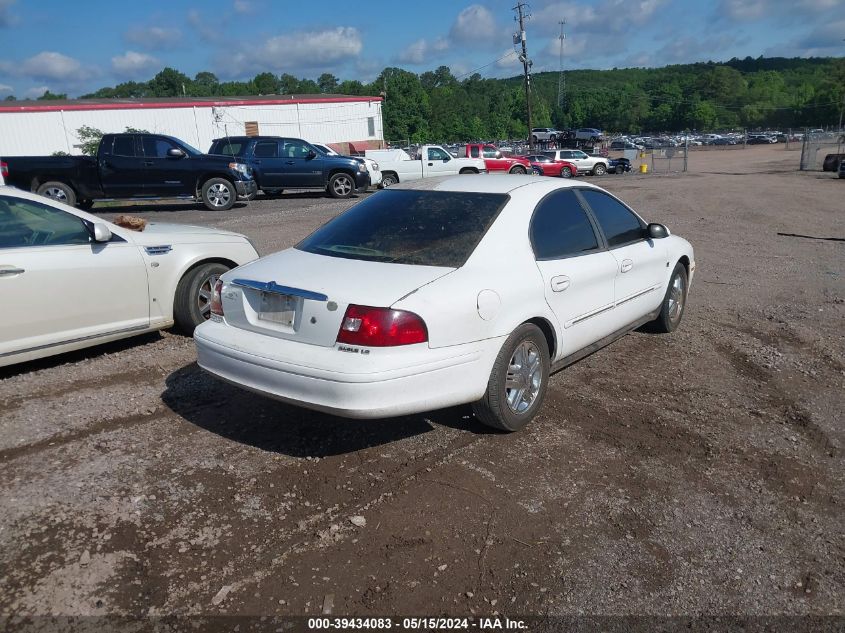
[0, 99, 384, 156]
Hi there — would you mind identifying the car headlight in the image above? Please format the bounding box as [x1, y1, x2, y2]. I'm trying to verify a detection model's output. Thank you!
[358, 162, 367, 173]
[228, 162, 250, 176]
[371, 161, 379, 170]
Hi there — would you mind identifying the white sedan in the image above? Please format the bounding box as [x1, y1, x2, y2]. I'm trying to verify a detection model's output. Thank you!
[0, 186, 258, 367]
[194, 175, 694, 432]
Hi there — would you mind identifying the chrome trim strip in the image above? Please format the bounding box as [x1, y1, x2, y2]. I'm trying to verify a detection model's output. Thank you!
[615, 285, 658, 307]
[0, 324, 150, 358]
[232, 279, 328, 302]
[569, 303, 615, 327]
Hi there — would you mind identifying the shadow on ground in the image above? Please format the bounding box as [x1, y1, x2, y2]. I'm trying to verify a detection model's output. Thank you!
[161, 362, 495, 457]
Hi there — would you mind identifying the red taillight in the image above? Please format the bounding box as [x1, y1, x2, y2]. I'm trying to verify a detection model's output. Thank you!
[0, 161, 8, 179]
[337, 305, 427, 347]
[210, 279, 224, 317]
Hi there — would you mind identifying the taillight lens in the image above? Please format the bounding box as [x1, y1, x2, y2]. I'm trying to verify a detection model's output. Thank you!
[210, 280, 224, 318]
[0, 161, 8, 179]
[337, 305, 427, 347]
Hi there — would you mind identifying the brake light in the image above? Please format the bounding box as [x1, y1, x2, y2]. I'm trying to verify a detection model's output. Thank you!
[337, 305, 427, 347]
[210, 279, 224, 319]
[1, 161, 8, 179]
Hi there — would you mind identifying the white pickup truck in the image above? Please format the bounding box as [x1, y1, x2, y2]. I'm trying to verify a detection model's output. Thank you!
[365, 145, 487, 187]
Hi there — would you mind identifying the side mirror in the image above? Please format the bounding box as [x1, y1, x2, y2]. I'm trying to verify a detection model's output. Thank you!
[442, 155, 450, 162]
[495, 152, 502, 158]
[646, 223, 669, 239]
[93, 222, 112, 243]
[167, 148, 186, 158]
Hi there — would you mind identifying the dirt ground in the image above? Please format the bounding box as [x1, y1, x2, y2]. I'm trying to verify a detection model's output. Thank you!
[1, 145, 842, 628]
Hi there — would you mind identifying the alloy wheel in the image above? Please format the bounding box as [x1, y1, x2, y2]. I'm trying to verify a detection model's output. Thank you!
[505, 341, 542, 414]
[207, 183, 231, 207]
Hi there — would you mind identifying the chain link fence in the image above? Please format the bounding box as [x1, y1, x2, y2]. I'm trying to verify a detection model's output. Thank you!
[800, 130, 845, 171]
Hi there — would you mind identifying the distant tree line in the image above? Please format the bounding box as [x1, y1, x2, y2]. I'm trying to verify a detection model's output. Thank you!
[5, 56, 844, 140]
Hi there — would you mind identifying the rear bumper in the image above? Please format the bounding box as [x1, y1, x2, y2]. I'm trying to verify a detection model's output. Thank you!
[194, 321, 501, 419]
[236, 180, 258, 196]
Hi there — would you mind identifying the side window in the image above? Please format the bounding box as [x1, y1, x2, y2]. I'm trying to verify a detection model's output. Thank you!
[254, 141, 278, 158]
[482, 146, 497, 159]
[530, 190, 599, 260]
[112, 136, 135, 157]
[470, 146, 480, 158]
[0, 195, 91, 248]
[282, 140, 311, 158]
[428, 148, 448, 161]
[579, 190, 645, 248]
[143, 137, 179, 159]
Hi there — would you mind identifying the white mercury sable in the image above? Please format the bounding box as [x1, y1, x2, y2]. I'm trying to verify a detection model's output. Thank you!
[194, 175, 695, 432]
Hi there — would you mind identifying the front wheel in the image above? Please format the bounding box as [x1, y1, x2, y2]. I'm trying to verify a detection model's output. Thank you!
[328, 173, 355, 198]
[459, 168, 478, 175]
[173, 262, 231, 334]
[201, 178, 236, 211]
[472, 323, 550, 432]
[649, 263, 688, 333]
[381, 173, 398, 188]
[509, 165, 527, 175]
[560, 166, 572, 178]
[36, 181, 76, 207]
[592, 163, 607, 176]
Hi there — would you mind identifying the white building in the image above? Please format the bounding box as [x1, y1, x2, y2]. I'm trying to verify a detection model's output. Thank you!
[0, 94, 385, 156]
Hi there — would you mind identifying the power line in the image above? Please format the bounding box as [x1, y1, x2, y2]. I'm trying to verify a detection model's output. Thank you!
[454, 51, 519, 80]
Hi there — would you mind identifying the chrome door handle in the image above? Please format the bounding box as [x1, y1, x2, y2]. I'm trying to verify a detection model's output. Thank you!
[0, 267, 25, 276]
[550, 275, 570, 292]
[620, 259, 633, 273]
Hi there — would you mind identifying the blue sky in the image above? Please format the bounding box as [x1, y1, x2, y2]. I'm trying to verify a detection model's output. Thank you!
[0, 0, 842, 99]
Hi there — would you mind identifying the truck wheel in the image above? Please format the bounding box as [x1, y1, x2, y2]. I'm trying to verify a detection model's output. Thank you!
[201, 178, 236, 210]
[458, 168, 478, 175]
[381, 173, 398, 187]
[37, 181, 76, 207]
[592, 163, 607, 176]
[509, 165, 527, 175]
[173, 262, 231, 334]
[328, 173, 355, 198]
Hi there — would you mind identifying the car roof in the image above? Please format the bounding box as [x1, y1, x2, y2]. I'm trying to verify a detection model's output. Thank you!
[391, 174, 599, 196]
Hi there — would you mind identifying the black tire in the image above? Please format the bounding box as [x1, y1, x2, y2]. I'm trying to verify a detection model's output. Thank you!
[328, 172, 355, 198]
[381, 172, 398, 188]
[173, 262, 231, 334]
[36, 181, 76, 207]
[262, 189, 284, 198]
[592, 163, 607, 176]
[472, 323, 550, 432]
[459, 168, 479, 174]
[77, 199, 95, 210]
[201, 178, 236, 211]
[509, 165, 527, 175]
[560, 166, 572, 178]
[243, 191, 257, 201]
[649, 263, 688, 334]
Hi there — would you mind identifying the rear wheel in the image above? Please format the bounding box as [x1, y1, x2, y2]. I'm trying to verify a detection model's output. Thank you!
[328, 173, 355, 198]
[173, 262, 231, 334]
[381, 173, 398, 187]
[560, 166, 572, 178]
[509, 165, 527, 175]
[201, 178, 236, 211]
[472, 324, 550, 432]
[592, 163, 607, 176]
[36, 181, 76, 207]
[459, 168, 478, 175]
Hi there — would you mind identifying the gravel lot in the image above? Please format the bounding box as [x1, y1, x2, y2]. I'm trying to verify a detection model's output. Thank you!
[1, 145, 842, 626]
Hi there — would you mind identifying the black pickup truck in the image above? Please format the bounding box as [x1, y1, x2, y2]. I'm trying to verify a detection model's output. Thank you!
[3, 133, 257, 211]
[208, 136, 369, 199]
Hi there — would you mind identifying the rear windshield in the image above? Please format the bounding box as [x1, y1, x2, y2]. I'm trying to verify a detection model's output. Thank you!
[210, 140, 246, 156]
[296, 190, 509, 267]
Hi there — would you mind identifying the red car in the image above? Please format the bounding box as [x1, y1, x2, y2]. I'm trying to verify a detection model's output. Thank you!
[523, 154, 577, 178]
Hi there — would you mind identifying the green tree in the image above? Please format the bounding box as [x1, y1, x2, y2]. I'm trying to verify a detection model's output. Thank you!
[317, 73, 339, 93]
[37, 90, 67, 100]
[253, 72, 280, 95]
[149, 67, 191, 97]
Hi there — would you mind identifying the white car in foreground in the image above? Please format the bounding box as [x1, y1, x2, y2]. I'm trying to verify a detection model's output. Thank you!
[0, 186, 258, 367]
[194, 175, 694, 431]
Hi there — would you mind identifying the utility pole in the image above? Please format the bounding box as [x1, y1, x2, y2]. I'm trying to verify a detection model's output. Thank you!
[557, 19, 566, 109]
[514, 2, 533, 151]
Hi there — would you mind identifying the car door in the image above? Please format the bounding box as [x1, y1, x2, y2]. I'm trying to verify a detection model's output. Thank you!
[530, 189, 619, 359]
[280, 139, 324, 188]
[251, 139, 284, 188]
[424, 147, 458, 176]
[576, 188, 668, 325]
[0, 194, 150, 359]
[141, 136, 194, 196]
[482, 145, 506, 172]
[98, 135, 146, 197]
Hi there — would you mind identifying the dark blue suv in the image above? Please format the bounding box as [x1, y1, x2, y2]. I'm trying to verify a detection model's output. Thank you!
[209, 136, 369, 198]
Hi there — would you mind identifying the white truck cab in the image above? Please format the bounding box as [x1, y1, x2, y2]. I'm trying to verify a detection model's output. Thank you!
[366, 145, 487, 187]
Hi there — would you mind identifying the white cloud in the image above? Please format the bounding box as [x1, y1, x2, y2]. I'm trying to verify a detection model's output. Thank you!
[20, 51, 96, 82]
[24, 85, 50, 99]
[188, 9, 217, 42]
[0, 82, 13, 94]
[765, 19, 845, 57]
[228, 27, 363, 74]
[397, 37, 450, 65]
[125, 25, 182, 50]
[449, 4, 497, 42]
[233, 0, 253, 13]
[716, 0, 840, 22]
[111, 51, 160, 78]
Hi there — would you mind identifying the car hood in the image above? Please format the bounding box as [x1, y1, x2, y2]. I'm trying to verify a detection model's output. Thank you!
[126, 222, 247, 243]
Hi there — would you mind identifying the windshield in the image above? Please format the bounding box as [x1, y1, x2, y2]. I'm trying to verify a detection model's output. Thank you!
[297, 190, 509, 268]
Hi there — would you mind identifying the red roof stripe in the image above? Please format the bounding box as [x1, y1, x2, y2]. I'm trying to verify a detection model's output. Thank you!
[0, 96, 383, 114]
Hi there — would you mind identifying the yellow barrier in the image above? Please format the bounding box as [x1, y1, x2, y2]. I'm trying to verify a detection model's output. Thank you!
[639, 163, 648, 174]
